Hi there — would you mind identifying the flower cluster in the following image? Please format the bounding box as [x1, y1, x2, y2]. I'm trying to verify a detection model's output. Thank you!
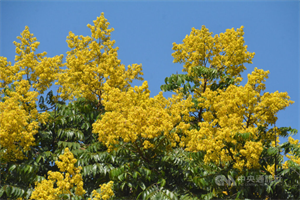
[88, 181, 114, 200]
[172, 25, 255, 79]
[92, 81, 194, 151]
[239, 141, 263, 169]
[13, 26, 63, 94]
[0, 56, 18, 88]
[282, 137, 300, 168]
[57, 12, 143, 102]
[0, 80, 49, 161]
[30, 148, 86, 199]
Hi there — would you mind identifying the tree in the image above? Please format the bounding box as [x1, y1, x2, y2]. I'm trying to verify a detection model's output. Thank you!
[0, 13, 299, 200]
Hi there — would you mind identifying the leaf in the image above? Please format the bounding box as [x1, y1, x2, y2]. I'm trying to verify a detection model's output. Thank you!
[267, 147, 278, 156]
[177, 76, 182, 86]
[45, 90, 54, 104]
[280, 168, 290, 176]
[140, 182, 146, 190]
[159, 178, 166, 187]
[165, 77, 168, 84]
[0, 187, 4, 197]
[5, 185, 12, 196]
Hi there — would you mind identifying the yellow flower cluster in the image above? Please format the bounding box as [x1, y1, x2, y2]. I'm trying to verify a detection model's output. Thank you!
[172, 25, 255, 79]
[288, 136, 299, 145]
[30, 148, 86, 199]
[0, 56, 18, 88]
[180, 68, 293, 170]
[13, 26, 63, 94]
[246, 68, 269, 93]
[57, 12, 143, 102]
[88, 181, 114, 200]
[0, 80, 49, 161]
[282, 137, 300, 168]
[264, 164, 275, 177]
[29, 178, 60, 200]
[239, 141, 263, 169]
[92, 81, 193, 151]
[0, 26, 64, 161]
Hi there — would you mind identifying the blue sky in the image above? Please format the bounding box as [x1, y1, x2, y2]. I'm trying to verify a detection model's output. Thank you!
[1, 1, 299, 143]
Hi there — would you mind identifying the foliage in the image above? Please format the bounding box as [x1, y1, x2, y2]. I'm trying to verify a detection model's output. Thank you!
[0, 12, 299, 200]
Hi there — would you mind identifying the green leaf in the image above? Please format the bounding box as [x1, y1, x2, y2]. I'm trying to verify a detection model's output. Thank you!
[159, 178, 166, 187]
[140, 182, 146, 190]
[267, 147, 278, 156]
[165, 77, 168, 84]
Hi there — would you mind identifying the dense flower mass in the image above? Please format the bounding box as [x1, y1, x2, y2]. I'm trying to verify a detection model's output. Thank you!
[92, 81, 194, 151]
[172, 25, 255, 80]
[57, 12, 143, 102]
[0, 79, 49, 161]
[12, 26, 63, 94]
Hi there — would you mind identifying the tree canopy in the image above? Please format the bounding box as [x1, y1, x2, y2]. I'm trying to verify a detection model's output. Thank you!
[0, 12, 299, 200]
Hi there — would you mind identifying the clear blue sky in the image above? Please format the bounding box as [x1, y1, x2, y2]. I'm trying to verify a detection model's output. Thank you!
[1, 1, 299, 143]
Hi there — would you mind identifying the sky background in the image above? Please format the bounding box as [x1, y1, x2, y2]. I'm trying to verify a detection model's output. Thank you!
[1, 1, 299, 144]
